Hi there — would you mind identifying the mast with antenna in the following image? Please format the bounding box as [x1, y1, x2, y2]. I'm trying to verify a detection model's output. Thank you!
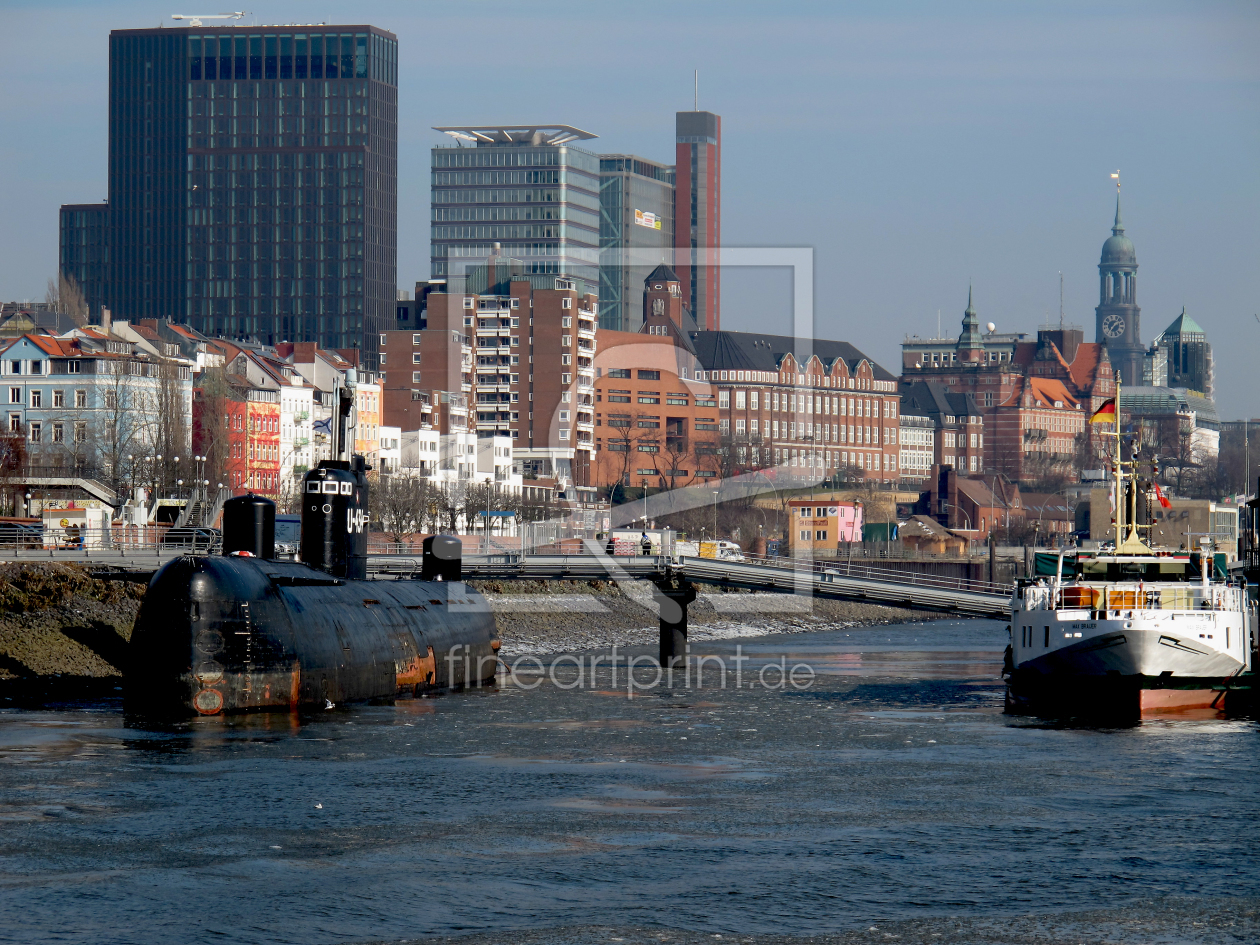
[1059, 271, 1064, 329]
[694, 69, 698, 111]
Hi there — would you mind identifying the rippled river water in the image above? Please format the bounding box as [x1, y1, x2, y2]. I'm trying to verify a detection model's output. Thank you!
[2, 619, 1259, 945]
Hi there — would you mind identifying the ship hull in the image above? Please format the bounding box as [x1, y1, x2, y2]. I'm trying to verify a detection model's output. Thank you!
[1007, 606, 1249, 716]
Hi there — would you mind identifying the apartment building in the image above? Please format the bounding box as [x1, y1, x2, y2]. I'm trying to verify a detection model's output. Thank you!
[383, 250, 599, 486]
[0, 327, 194, 478]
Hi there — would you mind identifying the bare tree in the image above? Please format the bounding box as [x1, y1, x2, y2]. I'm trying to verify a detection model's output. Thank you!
[194, 363, 233, 490]
[371, 473, 434, 542]
[45, 273, 89, 322]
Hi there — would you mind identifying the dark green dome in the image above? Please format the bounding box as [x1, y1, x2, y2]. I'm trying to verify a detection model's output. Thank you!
[1100, 192, 1137, 268]
[1101, 232, 1136, 266]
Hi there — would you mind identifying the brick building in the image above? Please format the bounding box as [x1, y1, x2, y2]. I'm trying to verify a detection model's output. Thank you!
[382, 250, 598, 486]
[901, 292, 1114, 484]
[591, 266, 902, 490]
[899, 381, 985, 478]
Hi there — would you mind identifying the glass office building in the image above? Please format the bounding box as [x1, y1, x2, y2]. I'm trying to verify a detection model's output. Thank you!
[430, 125, 601, 294]
[60, 25, 397, 367]
[58, 203, 110, 315]
[597, 155, 674, 332]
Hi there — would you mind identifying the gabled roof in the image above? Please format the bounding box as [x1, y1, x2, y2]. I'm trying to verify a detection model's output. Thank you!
[901, 380, 980, 419]
[1067, 341, 1105, 390]
[999, 376, 1079, 410]
[688, 331, 896, 381]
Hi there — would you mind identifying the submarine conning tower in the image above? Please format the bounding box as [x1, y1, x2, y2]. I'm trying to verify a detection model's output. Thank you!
[301, 458, 369, 580]
[125, 455, 499, 717]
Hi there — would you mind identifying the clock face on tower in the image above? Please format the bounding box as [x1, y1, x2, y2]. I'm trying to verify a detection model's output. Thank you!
[1101, 313, 1126, 339]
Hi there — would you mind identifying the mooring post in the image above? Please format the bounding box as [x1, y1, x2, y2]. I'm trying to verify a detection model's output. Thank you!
[653, 580, 698, 669]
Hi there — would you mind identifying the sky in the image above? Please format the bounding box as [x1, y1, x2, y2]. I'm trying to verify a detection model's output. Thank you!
[2, 0, 1258, 416]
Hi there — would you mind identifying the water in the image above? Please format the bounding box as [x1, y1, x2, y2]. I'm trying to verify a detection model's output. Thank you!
[2, 619, 1259, 945]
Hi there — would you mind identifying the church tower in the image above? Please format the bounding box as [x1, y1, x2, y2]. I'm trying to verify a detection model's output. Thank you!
[956, 286, 985, 365]
[1095, 190, 1143, 386]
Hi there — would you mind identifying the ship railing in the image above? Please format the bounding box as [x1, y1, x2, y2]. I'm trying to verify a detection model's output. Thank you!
[1023, 582, 1243, 613]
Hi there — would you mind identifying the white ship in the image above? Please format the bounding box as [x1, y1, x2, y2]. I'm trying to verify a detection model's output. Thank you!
[1005, 380, 1254, 714]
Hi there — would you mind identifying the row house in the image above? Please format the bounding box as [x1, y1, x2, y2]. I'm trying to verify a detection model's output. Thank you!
[0, 326, 193, 482]
[901, 292, 1114, 483]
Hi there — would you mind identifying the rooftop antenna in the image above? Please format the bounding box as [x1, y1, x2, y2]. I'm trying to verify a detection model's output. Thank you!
[694, 70, 698, 111]
[1059, 271, 1064, 329]
[937, 309, 941, 338]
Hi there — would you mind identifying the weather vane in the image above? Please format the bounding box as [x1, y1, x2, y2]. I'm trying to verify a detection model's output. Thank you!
[1111, 169, 1120, 192]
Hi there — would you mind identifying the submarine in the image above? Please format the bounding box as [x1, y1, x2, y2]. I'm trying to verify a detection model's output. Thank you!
[126, 458, 500, 717]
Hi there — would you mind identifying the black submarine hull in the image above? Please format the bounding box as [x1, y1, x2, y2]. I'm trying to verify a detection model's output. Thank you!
[126, 555, 499, 717]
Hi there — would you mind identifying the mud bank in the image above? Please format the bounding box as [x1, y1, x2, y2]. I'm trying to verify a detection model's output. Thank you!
[0, 564, 942, 702]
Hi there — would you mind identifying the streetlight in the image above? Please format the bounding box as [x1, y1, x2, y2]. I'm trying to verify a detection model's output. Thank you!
[712, 489, 720, 541]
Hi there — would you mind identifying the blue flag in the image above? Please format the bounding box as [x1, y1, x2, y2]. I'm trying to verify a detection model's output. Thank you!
[313, 417, 333, 435]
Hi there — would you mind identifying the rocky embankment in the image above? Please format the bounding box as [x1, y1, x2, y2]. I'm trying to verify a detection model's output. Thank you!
[0, 562, 145, 703]
[0, 564, 932, 702]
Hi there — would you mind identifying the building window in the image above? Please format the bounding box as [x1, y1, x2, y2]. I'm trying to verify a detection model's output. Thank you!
[52, 422, 64, 443]
[735, 391, 746, 409]
[637, 370, 660, 380]
[413, 334, 423, 344]
[8, 414, 18, 433]
[800, 530, 810, 541]
[75, 390, 86, 408]
[28, 422, 41, 443]
[561, 298, 572, 310]
[815, 530, 828, 541]
[104, 391, 117, 409]
[608, 369, 630, 378]
[412, 372, 422, 383]
[53, 389, 64, 408]
[718, 390, 729, 409]
[463, 297, 475, 309]
[29, 390, 41, 408]
[8, 388, 18, 404]
[67, 361, 81, 374]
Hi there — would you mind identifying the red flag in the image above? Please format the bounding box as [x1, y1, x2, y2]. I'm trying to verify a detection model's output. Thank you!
[1154, 484, 1171, 509]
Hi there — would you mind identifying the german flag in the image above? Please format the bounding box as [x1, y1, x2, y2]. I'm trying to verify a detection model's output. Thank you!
[1089, 398, 1117, 424]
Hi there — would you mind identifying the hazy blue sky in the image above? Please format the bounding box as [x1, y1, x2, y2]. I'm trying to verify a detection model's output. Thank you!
[3, 1, 1257, 415]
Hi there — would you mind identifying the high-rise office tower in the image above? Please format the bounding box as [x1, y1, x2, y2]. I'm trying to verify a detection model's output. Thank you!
[597, 155, 674, 333]
[673, 110, 721, 331]
[59, 24, 398, 367]
[430, 125, 601, 294]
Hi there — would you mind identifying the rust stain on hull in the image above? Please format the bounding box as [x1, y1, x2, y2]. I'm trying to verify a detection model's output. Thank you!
[396, 645, 437, 694]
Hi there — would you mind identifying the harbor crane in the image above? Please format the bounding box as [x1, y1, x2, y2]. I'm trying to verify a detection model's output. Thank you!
[171, 12, 248, 27]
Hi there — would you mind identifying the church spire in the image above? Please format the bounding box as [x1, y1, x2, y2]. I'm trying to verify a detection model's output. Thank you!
[1113, 189, 1124, 235]
[957, 285, 984, 362]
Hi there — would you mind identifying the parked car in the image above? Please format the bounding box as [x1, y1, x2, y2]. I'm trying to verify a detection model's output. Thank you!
[161, 526, 222, 553]
[0, 520, 44, 549]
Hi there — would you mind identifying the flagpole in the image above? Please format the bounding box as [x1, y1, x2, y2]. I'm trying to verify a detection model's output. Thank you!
[1115, 371, 1123, 551]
